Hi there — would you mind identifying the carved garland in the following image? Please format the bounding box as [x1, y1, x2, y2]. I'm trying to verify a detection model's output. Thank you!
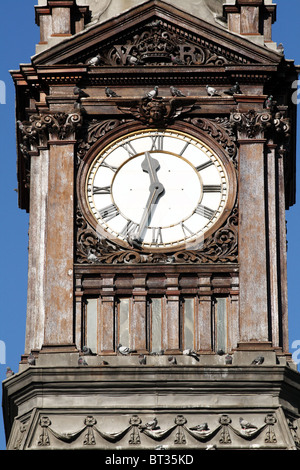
[35, 413, 278, 448]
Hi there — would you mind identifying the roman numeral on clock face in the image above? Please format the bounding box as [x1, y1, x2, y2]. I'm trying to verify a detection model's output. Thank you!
[150, 135, 164, 151]
[98, 203, 119, 222]
[93, 185, 111, 195]
[121, 141, 137, 157]
[196, 160, 214, 172]
[203, 185, 222, 193]
[195, 204, 216, 219]
[120, 220, 139, 238]
[152, 227, 163, 244]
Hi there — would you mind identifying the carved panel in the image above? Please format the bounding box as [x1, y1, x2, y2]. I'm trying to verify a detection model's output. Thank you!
[33, 412, 279, 449]
[71, 19, 253, 67]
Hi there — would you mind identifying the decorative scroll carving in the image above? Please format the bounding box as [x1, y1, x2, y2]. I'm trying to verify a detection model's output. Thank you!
[75, 206, 238, 265]
[76, 118, 124, 163]
[18, 112, 82, 146]
[230, 109, 273, 139]
[184, 116, 238, 168]
[118, 97, 197, 126]
[79, 19, 251, 67]
[36, 413, 277, 448]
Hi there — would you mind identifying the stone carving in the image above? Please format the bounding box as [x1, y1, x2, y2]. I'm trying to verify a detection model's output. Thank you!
[13, 422, 28, 450]
[287, 418, 300, 449]
[184, 116, 238, 168]
[230, 109, 273, 139]
[75, 206, 238, 265]
[18, 112, 83, 146]
[117, 96, 197, 126]
[36, 413, 278, 448]
[78, 19, 251, 67]
[76, 118, 124, 163]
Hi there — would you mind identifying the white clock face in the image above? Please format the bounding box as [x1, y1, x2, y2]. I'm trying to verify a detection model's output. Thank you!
[86, 129, 229, 251]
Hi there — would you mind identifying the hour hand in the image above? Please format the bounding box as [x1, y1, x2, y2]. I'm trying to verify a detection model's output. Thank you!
[141, 151, 161, 185]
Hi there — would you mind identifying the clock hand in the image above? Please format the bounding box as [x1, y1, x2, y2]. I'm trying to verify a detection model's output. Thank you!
[141, 151, 160, 185]
[134, 181, 164, 242]
[129, 151, 165, 245]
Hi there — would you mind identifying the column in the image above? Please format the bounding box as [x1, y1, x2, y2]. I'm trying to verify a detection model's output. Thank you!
[163, 274, 180, 353]
[25, 149, 49, 353]
[231, 101, 272, 344]
[41, 113, 81, 350]
[131, 275, 147, 352]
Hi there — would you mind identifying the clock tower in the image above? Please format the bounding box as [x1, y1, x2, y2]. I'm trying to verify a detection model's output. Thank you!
[3, 0, 300, 450]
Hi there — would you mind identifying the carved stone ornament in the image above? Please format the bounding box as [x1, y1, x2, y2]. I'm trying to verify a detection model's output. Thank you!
[76, 19, 252, 67]
[35, 413, 278, 448]
[230, 109, 273, 139]
[18, 113, 83, 153]
[117, 96, 197, 126]
[75, 206, 238, 265]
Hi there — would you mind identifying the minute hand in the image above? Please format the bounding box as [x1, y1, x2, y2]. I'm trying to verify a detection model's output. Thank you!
[136, 181, 164, 240]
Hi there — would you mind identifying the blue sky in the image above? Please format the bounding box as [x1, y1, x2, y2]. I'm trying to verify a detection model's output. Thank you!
[0, 0, 299, 450]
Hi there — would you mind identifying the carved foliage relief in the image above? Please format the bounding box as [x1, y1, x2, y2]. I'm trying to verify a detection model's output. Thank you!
[72, 19, 252, 67]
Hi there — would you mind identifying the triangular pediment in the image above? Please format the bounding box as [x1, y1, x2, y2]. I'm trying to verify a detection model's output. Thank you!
[32, 0, 281, 68]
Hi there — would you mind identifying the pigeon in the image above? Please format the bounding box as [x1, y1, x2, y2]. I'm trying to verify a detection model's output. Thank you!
[117, 344, 137, 355]
[205, 444, 216, 450]
[100, 360, 109, 366]
[277, 43, 284, 54]
[190, 423, 209, 432]
[78, 357, 88, 366]
[170, 86, 186, 97]
[87, 54, 102, 66]
[144, 86, 158, 100]
[206, 85, 220, 97]
[105, 87, 120, 98]
[265, 95, 274, 109]
[126, 55, 144, 66]
[150, 349, 164, 356]
[73, 86, 89, 98]
[251, 356, 264, 365]
[6, 367, 14, 378]
[225, 354, 232, 364]
[74, 102, 86, 113]
[82, 345, 96, 356]
[170, 55, 184, 65]
[239, 417, 257, 430]
[224, 82, 242, 95]
[27, 353, 36, 365]
[183, 349, 199, 361]
[139, 354, 146, 365]
[168, 355, 177, 365]
[217, 349, 225, 356]
[140, 417, 159, 430]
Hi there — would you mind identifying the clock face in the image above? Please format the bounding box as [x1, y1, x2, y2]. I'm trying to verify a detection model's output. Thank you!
[85, 129, 229, 251]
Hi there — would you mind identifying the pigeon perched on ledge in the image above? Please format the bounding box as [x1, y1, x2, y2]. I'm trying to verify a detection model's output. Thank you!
[144, 86, 159, 100]
[6, 367, 14, 378]
[239, 417, 258, 430]
[105, 87, 121, 97]
[183, 349, 199, 361]
[251, 356, 264, 365]
[206, 85, 220, 97]
[117, 344, 137, 355]
[170, 86, 186, 97]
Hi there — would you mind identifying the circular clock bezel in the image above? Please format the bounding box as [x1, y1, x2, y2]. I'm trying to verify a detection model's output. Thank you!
[77, 122, 237, 254]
